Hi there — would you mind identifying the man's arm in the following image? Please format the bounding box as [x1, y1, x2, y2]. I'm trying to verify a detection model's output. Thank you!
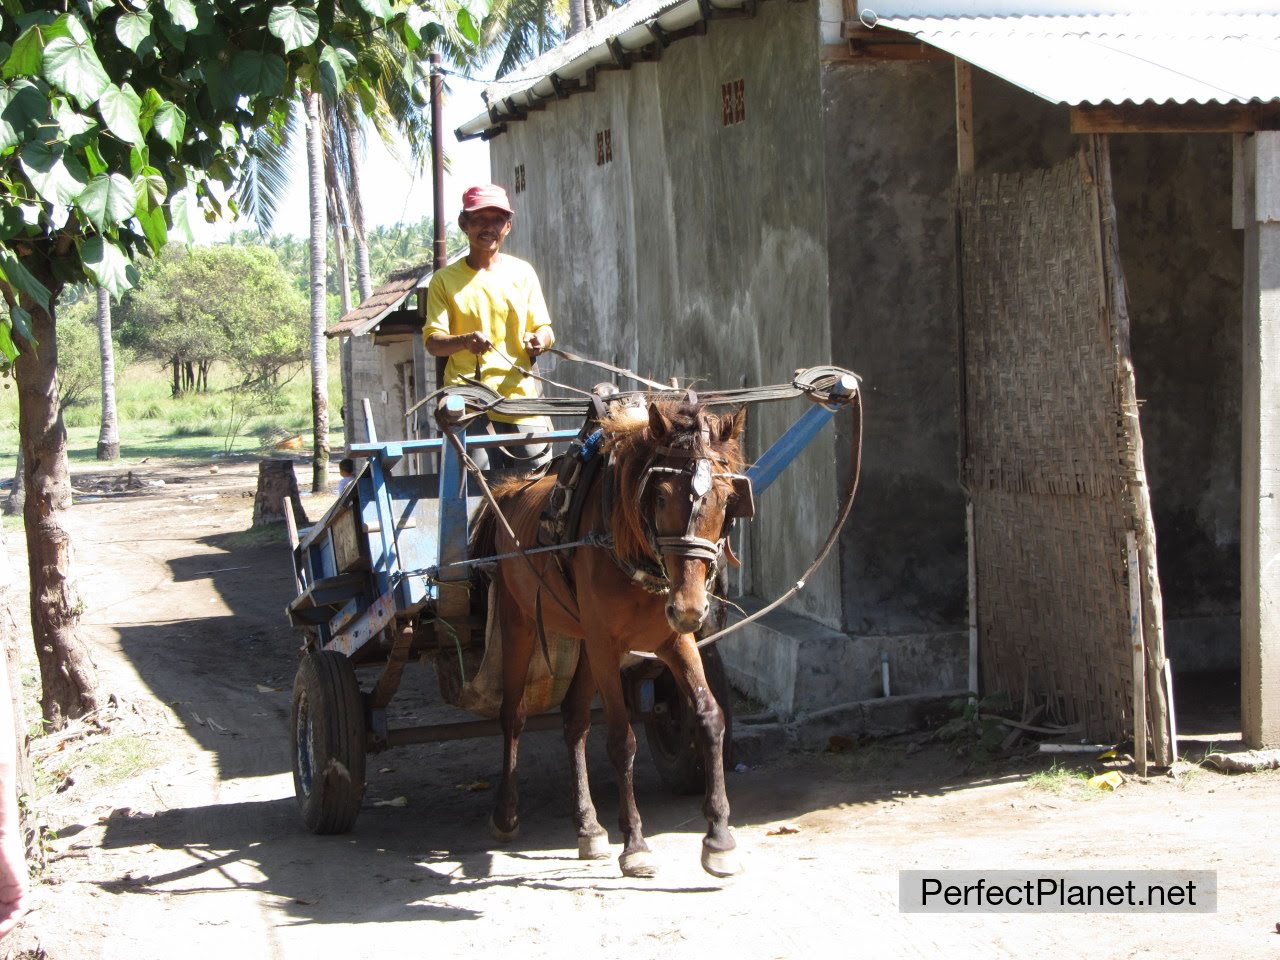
[521, 267, 554, 358]
[425, 331, 493, 357]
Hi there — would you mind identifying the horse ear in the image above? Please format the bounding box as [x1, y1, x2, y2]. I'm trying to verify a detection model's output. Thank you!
[714, 405, 746, 443]
[648, 402, 671, 440]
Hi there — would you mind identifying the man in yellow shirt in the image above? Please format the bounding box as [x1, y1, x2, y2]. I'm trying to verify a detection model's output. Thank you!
[425, 184, 555, 470]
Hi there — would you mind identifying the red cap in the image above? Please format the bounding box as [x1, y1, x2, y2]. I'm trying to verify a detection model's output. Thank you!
[461, 184, 513, 214]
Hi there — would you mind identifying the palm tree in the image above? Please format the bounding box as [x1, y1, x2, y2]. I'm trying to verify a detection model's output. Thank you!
[95, 288, 119, 461]
[305, 89, 331, 494]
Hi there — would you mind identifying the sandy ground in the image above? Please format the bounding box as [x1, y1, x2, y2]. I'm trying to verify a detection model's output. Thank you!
[2, 458, 1277, 960]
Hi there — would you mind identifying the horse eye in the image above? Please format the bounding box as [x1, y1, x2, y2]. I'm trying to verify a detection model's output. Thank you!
[656, 493, 668, 510]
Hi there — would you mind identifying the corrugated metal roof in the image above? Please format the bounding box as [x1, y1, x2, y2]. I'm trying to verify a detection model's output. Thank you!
[869, 13, 1280, 105]
[327, 261, 431, 338]
[458, 0, 752, 139]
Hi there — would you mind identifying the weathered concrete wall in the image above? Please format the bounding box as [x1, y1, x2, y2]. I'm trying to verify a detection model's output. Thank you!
[1110, 134, 1243, 672]
[491, 0, 841, 627]
[821, 60, 967, 646]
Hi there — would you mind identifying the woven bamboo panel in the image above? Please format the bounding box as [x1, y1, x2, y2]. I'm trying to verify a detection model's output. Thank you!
[959, 155, 1136, 742]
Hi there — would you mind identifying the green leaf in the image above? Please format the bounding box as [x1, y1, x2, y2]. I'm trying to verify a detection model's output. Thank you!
[455, 7, 479, 44]
[168, 190, 195, 245]
[162, 0, 198, 31]
[0, 250, 52, 311]
[3, 24, 44, 78]
[355, 0, 392, 17]
[53, 99, 96, 140]
[136, 203, 167, 251]
[114, 10, 154, 56]
[230, 50, 286, 98]
[52, 13, 88, 44]
[97, 82, 143, 144]
[317, 44, 346, 101]
[42, 35, 110, 108]
[80, 235, 136, 299]
[82, 139, 107, 175]
[0, 317, 17, 363]
[152, 100, 185, 151]
[0, 77, 46, 152]
[138, 86, 162, 134]
[87, 0, 115, 20]
[7, 304, 34, 352]
[268, 5, 319, 52]
[129, 144, 147, 176]
[77, 172, 136, 230]
[134, 166, 166, 211]
[18, 139, 87, 206]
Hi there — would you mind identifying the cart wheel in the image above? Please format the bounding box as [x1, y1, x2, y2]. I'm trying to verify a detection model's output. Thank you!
[291, 649, 367, 834]
[644, 646, 735, 796]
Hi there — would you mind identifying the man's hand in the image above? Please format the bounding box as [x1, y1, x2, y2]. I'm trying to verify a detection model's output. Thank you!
[523, 329, 551, 358]
[462, 332, 492, 355]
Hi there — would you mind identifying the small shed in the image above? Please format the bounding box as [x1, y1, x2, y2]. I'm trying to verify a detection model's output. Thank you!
[328, 261, 434, 453]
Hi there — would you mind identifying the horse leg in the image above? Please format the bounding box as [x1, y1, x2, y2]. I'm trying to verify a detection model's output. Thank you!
[561, 648, 609, 859]
[657, 634, 742, 878]
[491, 586, 537, 842]
[584, 642, 656, 878]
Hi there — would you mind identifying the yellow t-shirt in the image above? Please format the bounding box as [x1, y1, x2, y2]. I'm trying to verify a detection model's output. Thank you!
[425, 254, 554, 425]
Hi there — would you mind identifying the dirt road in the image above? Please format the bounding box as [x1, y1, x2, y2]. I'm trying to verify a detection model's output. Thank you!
[5, 460, 1278, 959]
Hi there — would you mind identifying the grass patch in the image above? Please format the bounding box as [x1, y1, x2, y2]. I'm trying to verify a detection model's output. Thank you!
[36, 733, 155, 798]
[212, 524, 290, 550]
[0, 359, 347, 477]
[1025, 761, 1094, 795]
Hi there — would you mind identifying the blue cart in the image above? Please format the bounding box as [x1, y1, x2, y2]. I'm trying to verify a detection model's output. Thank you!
[284, 368, 859, 834]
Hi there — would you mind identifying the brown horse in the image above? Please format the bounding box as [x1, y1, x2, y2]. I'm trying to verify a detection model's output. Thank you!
[470, 399, 749, 879]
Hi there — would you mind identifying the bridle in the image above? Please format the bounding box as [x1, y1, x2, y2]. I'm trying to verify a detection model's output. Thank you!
[631, 433, 755, 592]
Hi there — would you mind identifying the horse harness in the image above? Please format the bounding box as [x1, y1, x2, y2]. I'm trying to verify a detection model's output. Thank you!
[537, 413, 756, 597]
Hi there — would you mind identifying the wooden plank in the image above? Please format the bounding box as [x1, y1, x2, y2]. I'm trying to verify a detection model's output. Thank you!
[1071, 103, 1280, 134]
[955, 60, 975, 177]
[1128, 531, 1148, 777]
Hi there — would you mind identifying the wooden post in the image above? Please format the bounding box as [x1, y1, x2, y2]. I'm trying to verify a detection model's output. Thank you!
[955, 60, 975, 178]
[966, 502, 978, 696]
[1128, 531, 1148, 776]
[1239, 132, 1280, 749]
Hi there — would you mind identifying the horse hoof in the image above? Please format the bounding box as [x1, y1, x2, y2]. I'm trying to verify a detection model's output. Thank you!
[619, 851, 658, 878]
[489, 814, 520, 843]
[701, 846, 744, 878]
[578, 833, 611, 860]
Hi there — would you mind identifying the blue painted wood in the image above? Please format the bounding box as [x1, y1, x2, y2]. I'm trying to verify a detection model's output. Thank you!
[747, 404, 837, 496]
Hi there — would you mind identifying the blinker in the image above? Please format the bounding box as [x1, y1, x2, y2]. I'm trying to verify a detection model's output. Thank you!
[691, 459, 712, 498]
[726, 475, 755, 519]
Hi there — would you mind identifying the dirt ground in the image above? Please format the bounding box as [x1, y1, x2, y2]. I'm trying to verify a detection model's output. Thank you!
[2, 458, 1278, 960]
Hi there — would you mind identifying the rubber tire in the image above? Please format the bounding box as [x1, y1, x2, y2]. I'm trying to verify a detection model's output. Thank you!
[291, 650, 367, 834]
[644, 646, 735, 796]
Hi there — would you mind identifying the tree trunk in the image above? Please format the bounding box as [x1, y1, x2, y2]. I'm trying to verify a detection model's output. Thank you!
[348, 140, 373, 304]
[335, 224, 352, 318]
[252, 459, 308, 528]
[568, 0, 586, 37]
[171, 356, 180, 397]
[3, 451, 22, 518]
[13, 260, 102, 729]
[95, 287, 119, 461]
[306, 89, 331, 495]
[0, 528, 42, 870]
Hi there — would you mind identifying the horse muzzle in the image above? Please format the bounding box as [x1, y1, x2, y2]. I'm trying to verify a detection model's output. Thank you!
[665, 597, 710, 635]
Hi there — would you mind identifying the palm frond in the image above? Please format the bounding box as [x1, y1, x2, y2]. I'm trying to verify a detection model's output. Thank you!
[235, 107, 299, 234]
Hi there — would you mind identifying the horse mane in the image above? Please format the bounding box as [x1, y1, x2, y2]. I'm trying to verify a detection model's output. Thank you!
[600, 400, 745, 571]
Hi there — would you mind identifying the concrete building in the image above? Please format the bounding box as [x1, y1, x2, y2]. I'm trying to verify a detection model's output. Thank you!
[454, 0, 1280, 751]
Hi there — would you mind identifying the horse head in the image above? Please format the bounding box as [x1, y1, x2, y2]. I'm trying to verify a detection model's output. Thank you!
[640, 401, 751, 634]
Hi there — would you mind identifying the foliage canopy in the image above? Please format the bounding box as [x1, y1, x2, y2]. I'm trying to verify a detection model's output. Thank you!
[0, 0, 480, 360]
[125, 244, 309, 386]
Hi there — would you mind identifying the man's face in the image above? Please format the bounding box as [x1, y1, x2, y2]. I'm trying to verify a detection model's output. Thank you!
[460, 207, 512, 254]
